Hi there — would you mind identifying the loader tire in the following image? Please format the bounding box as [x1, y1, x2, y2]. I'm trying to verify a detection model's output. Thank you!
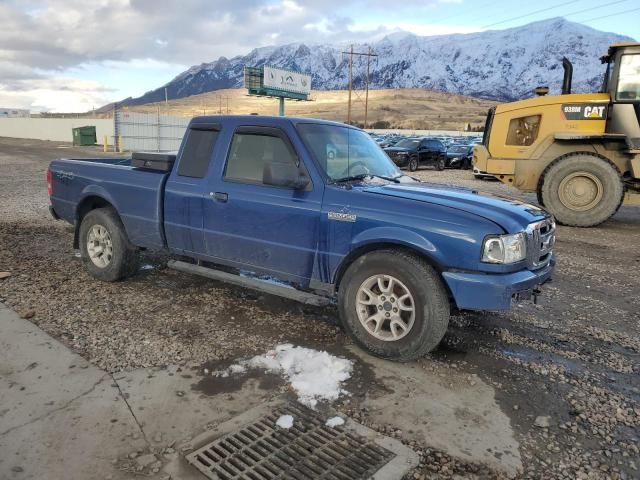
[540, 152, 623, 227]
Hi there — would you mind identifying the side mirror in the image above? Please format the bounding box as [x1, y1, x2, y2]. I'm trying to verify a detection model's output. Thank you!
[263, 161, 310, 190]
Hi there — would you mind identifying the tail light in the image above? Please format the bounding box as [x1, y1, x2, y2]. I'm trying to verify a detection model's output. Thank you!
[47, 168, 53, 196]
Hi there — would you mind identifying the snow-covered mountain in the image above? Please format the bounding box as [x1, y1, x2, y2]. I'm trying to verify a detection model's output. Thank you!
[125, 18, 634, 105]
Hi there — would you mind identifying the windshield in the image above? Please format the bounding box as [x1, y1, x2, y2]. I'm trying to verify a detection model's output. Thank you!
[394, 139, 420, 148]
[617, 54, 640, 102]
[297, 123, 402, 181]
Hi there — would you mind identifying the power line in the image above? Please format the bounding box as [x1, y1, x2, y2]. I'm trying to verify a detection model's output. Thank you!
[564, 0, 629, 19]
[482, 0, 582, 28]
[579, 5, 640, 23]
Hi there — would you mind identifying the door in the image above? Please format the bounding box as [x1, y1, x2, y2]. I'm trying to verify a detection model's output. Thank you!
[164, 124, 220, 254]
[203, 126, 322, 283]
[418, 139, 428, 166]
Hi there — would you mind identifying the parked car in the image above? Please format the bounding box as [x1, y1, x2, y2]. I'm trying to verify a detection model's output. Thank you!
[446, 144, 474, 169]
[48, 115, 555, 361]
[384, 137, 447, 171]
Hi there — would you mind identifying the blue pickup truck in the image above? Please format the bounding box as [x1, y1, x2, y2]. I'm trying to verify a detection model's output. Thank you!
[48, 115, 555, 361]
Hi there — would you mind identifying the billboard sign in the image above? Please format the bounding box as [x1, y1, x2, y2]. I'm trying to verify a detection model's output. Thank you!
[263, 66, 311, 95]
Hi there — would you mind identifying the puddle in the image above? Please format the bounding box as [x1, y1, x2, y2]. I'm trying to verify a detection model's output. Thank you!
[192, 369, 284, 396]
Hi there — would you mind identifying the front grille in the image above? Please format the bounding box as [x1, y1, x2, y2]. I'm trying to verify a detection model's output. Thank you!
[186, 403, 396, 480]
[526, 218, 556, 269]
[389, 153, 406, 163]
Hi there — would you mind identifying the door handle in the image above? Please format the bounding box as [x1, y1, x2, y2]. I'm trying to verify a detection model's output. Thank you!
[210, 192, 228, 202]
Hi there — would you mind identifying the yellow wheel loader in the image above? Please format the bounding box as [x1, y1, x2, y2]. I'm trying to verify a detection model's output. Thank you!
[473, 43, 640, 227]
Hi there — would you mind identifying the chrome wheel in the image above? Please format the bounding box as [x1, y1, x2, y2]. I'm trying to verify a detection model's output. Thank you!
[87, 224, 113, 268]
[356, 274, 415, 341]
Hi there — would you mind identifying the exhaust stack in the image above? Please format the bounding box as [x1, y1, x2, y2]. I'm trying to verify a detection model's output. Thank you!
[562, 57, 573, 95]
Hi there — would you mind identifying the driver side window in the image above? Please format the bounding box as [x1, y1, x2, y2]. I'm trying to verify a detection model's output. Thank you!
[225, 132, 296, 185]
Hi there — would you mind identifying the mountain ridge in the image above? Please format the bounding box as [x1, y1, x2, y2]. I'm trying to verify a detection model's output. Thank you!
[124, 18, 635, 106]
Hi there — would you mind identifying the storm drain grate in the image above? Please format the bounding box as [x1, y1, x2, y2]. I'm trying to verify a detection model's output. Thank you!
[185, 403, 396, 480]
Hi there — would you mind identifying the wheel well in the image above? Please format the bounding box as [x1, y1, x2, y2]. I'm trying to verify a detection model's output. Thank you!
[73, 196, 114, 248]
[334, 242, 445, 291]
[536, 150, 622, 200]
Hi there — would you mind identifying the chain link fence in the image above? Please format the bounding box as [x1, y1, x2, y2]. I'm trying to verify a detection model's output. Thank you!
[115, 110, 190, 152]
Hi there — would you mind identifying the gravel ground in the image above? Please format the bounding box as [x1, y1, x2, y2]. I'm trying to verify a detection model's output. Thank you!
[0, 137, 638, 479]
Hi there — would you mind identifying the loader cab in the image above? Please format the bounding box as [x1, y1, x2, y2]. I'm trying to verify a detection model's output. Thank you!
[601, 43, 640, 148]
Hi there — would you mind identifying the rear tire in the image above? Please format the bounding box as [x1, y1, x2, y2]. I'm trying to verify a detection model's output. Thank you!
[79, 208, 139, 281]
[435, 156, 446, 171]
[408, 156, 419, 172]
[540, 153, 623, 227]
[338, 250, 450, 361]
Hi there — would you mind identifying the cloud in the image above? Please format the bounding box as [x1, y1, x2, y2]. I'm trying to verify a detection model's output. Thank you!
[0, 0, 466, 111]
[0, 77, 116, 112]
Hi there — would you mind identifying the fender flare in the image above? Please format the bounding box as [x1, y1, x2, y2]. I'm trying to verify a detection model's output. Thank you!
[333, 227, 444, 287]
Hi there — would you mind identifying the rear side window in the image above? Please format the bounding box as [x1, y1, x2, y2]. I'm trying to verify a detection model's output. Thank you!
[177, 129, 219, 178]
[225, 132, 296, 184]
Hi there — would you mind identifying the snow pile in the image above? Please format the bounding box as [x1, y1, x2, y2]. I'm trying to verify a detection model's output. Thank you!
[325, 416, 345, 428]
[276, 415, 294, 429]
[215, 344, 353, 408]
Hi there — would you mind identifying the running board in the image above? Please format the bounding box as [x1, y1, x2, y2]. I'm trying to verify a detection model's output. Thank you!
[167, 260, 332, 307]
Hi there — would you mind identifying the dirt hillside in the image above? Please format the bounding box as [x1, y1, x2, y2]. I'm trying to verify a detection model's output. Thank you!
[125, 88, 495, 130]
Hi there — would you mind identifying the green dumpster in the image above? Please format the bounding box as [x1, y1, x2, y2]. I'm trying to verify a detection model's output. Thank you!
[72, 126, 97, 146]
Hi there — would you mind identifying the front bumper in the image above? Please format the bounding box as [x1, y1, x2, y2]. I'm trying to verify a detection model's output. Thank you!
[442, 257, 555, 311]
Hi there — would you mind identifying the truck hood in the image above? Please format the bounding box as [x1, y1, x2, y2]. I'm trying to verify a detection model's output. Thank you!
[361, 182, 549, 233]
[384, 147, 413, 153]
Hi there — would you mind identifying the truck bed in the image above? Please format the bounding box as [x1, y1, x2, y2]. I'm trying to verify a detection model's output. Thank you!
[49, 157, 169, 249]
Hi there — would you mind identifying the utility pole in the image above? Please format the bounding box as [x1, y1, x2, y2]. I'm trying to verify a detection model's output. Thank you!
[364, 46, 371, 129]
[164, 88, 168, 107]
[347, 45, 353, 124]
[341, 46, 378, 126]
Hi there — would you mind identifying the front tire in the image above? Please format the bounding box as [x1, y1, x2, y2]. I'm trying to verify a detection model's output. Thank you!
[435, 156, 446, 171]
[408, 156, 419, 172]
[79, 207, 139, 281]
[540, 153, 623, 227]
[338, 250, 450, 361]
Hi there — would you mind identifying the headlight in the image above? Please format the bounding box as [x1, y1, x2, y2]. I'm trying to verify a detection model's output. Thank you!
[482, 232, 527, 264]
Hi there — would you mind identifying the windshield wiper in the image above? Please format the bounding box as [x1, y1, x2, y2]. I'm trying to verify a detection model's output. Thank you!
[331, 174, 401, 184]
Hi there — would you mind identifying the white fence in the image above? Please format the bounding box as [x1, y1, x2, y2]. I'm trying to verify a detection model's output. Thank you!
[0, 117, 114, 143]
[115, 111, 190, 152]
[0, 113, 481, 151]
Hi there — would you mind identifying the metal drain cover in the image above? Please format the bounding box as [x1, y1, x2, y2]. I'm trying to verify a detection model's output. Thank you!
[184, 401, 418, 480]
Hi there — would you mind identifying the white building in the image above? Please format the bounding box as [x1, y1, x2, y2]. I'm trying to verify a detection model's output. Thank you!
[0, 108, 30, 118]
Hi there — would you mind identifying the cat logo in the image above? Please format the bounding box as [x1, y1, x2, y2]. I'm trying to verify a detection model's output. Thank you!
[584, 106, 606, 118]
[562, 104, 608, 121]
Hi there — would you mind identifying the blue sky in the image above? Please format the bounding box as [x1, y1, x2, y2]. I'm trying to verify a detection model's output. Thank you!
[0, 0, 637, 112]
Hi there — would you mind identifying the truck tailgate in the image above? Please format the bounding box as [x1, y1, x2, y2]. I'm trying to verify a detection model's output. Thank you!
[49, 158, 169, 249]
